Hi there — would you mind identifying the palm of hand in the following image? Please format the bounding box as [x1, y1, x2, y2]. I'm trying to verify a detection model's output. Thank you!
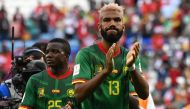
[126, 42, 140, 67]
[126, 51, 135, 67]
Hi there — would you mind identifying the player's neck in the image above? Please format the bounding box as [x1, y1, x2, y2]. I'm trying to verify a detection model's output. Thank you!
[102, 40, 119, 51]
[50, 66, 69, 76]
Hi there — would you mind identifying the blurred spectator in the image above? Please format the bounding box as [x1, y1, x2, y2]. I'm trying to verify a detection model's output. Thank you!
[63, 9, 77, 40]
[0, 0, 189, 108]
[0, 42, 11, 80]
[11, 7, 25, 40]
[89, 0, 97, 11]
[37, 10, 48, 34]
[0, 5, 9, 40]
[160, 0, 181, 18]
[25, 15, 39, 40]
[48, 4, 63, 34]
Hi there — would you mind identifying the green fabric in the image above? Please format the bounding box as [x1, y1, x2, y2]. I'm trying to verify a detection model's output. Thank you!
[73, 44, 142, 109]
[21, 70, 78, 109]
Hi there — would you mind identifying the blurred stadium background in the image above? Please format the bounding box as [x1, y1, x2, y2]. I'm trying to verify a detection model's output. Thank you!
[0, 0, 190, 108]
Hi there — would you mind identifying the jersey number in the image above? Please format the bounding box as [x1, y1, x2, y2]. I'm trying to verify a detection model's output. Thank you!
[109, 80, 120, 95]
[48, 100, 62, 109]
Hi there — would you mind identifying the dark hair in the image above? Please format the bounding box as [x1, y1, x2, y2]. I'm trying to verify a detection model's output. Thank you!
[49, 38, 71, 57]
[23, 47, 45, 60]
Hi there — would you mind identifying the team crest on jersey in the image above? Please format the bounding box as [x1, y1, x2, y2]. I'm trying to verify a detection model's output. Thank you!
[38, 88, 45, 97]
[67, 89, 75, 97]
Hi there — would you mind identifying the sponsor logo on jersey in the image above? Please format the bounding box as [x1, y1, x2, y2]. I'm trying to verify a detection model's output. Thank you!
[67, 89, 75, 97]
[73, 64, 80, 76]
[52, 89, 61, 94]
[38, 88, 45, 97]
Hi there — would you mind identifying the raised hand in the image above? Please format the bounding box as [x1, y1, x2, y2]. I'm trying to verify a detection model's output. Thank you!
[126, 42, 140, 67]
[104, 43, 117, 75]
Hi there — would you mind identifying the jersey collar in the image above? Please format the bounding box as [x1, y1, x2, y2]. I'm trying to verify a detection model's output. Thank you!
[97, 41, 121, 57]
[47, 67, 72, 79]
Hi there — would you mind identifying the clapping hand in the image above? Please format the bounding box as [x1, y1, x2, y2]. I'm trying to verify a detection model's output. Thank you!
[126, 42, 140, 67]
[104, 43, 117, 74]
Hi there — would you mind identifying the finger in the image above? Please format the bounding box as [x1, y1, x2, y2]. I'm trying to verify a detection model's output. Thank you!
[112, 43, 117, 56]
[128, 54, 133, 62]
[134, 42, 140, 47]
[66, 105, 72, 109]
[113, 43, 117, 52]
[107, 50, 113, 60]
[110, 43, 116, 51]
[108, 43, 116, 58]
[67, 101, 72, 106]
[126, 54, 133, 66]
[131, 43, 140, 57]
[64, 105, 71, 109]
[135, 42, 140, 52]
[131, 42, 139, 50]
[131, 50, 137, 59]
[133, 46, 139, 57]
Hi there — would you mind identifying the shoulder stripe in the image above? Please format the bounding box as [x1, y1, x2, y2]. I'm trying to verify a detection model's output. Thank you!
[130, 92, 137, 96]
[72, 79, 87, 84]
[19, 106, 32, 109]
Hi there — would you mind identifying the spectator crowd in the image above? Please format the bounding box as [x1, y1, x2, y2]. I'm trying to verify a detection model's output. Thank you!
[0, 0, 190, 108]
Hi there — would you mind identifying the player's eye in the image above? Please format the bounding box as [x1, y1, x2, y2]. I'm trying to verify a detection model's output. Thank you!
[114, 17, 121, 22]
[46, 49, 61, 54]
[52, 49, 61, 54]
[103, 18, 111, 22]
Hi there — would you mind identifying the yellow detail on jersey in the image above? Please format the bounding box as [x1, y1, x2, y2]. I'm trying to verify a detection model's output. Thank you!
[67, 89, 75, 97]
[124, 66, 129, 72]
[109, 80, 120, 95]
[52, 89, 61, 94]
[72, 79, 86, 84]
[48, 100, 62, 109]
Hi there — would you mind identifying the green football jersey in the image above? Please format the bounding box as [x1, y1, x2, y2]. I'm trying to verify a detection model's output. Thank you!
[20, 68, 78, 109]
[72, 42, 142, 109]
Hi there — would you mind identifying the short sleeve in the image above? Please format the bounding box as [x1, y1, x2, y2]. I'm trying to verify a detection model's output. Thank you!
[72, 49, 92, 84]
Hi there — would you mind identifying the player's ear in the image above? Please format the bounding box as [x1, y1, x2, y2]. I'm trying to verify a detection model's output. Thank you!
[122, 25, 125, 32]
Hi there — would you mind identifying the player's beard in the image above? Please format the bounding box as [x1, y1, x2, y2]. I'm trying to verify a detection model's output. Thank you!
[100, 26, 123, 44]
